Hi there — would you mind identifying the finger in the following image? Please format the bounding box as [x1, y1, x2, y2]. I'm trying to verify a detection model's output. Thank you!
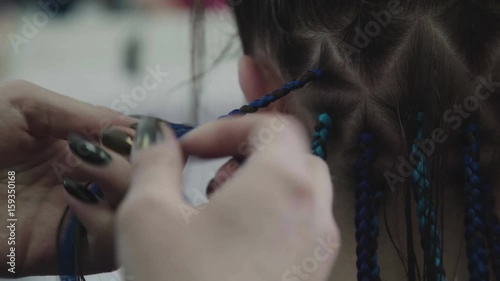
[307, 155, 335, 228]
[128, 117, 184, 205]
[62, 180, 116, 273]
[180, 114, 308, 159]
[62, 180, 114, 237]
[4, 80, 137, 140]
[211, 118, 313, 201]
[67, 134, 131, 208]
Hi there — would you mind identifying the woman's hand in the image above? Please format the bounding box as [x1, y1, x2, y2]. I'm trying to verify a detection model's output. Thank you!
[117, 115, 340, 281]
[0, 80, 136, 276]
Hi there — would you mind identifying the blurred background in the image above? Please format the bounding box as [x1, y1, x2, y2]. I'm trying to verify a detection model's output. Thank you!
[0, 0, 244, 280]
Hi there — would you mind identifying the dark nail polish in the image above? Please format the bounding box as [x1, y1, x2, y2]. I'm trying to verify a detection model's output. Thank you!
[206, 179, 217, 197]
[101, 128, 133, 155]
[63, 179, 99, 204]
[130, 123, 138, 130]
[134, 117, 164, 151]
[69, 135, 112, 165]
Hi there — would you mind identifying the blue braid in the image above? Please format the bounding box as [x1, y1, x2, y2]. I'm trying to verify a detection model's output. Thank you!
[463, 124, 490, 281]
[483, 183, 500, 281]
[354, 133, 382, 281]
[311, 113, 333, 159]
[411, 112, 445, 281]
[170, 69, 323, 137]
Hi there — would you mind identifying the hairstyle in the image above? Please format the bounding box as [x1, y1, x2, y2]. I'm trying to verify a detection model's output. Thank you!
[226, 1, 500, 280]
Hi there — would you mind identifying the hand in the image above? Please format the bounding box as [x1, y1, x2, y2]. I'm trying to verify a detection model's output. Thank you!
[0, 80, 136, 276]
[117, 115, 340, 281]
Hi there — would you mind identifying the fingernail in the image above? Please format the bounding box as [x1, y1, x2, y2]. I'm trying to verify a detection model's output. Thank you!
[130, 123, 138, 130]
[134, 117, 169, 151]
[101, 128, 133, 155]
[63, 179, 99, 204]
[69, 135, 112, 165]
[87, 183, 105, 200]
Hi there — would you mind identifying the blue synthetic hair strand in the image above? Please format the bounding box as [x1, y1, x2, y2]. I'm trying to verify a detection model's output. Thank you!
[463, 123, 490, 281]
[483, 183, 500, 281]
[170, 69, 323, 138]
[311, 113, 333, 159]
[411, 112, 445, 281]
[225, 69, 323, 116]
[59, 214, 80, 281]
[354, 132, 382, 281]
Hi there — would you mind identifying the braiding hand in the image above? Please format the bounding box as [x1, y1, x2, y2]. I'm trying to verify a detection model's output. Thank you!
[0, 80, 137, 276]
[117, 115, 340, 281]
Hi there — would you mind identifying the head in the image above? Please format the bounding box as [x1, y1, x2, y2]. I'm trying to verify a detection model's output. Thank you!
[198, 0, 500, 280]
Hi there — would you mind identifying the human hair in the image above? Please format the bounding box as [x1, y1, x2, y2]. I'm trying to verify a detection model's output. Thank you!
[226, 1, 500, 281]
[52, 1, 500, 280]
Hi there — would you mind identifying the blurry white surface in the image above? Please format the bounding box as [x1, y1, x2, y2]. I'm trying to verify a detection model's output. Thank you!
[1, 3, 244, 281]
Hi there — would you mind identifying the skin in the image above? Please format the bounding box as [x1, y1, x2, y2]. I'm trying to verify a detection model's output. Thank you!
[237, 55, 473, 280]
[0, 80, 137, 276]
[0, 78, 339, 281]
[114, 116, 339, 281]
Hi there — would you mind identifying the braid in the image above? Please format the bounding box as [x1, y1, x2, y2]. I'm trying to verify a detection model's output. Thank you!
[225, 69, 323, 116]
[354, 133, 382, 281]
[484, 183, 500, 281]
[411, 112, 446, 281]
[311, 113, 333, 159]
[463, 123, 490, 281]
[170, 70, 323, 137]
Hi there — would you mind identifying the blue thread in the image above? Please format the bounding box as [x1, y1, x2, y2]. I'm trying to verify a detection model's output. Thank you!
[311, 113, 332, 159]
[463, 123, 490, 281]
[59, 214, 79, 281]
[411, 112, 445, 281]
[354, 132, 382, 281]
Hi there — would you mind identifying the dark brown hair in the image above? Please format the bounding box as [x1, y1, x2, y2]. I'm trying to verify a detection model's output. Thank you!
[196, 1, 500, 280]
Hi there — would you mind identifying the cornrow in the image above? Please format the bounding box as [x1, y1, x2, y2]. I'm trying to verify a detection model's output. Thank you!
[311, 113, 333, 159]
[170, 70, 323, 137]
[354, 133, 381, 281]
[411, 113, 445, 281]
[463, 123, 490, 281]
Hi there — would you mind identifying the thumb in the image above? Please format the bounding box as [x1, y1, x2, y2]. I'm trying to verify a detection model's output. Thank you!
[126, 117, 185, 207]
